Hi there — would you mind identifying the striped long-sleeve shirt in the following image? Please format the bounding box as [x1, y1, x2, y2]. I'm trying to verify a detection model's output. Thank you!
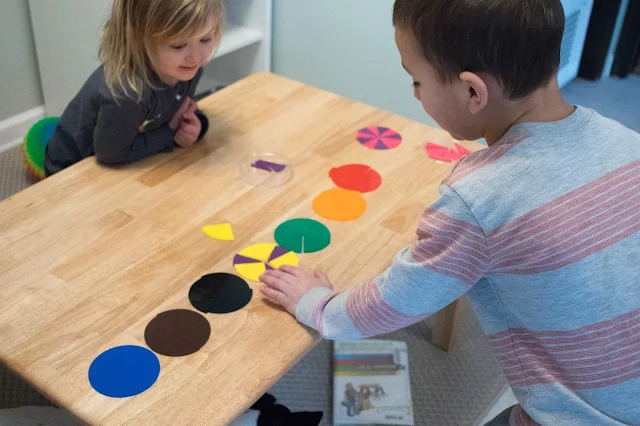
[296, 106, 640, 426]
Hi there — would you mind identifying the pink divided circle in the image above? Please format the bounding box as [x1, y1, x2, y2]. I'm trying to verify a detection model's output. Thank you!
[356, 126, 402, 150]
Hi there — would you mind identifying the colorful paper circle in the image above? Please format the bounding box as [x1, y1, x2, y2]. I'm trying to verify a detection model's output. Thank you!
[144, 310, 211, 357]
[88, 345, 160, 398]
[189, 273, 252, 314]
[329, 164, 382, 193]
[275, 218, 331, 253]
[356, 126, 402, 150]
[313, 188, 367, 222]
[233, 243, 299, 281]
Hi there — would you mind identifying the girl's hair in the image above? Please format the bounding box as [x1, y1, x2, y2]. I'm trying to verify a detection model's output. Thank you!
[99, 0, 224, 99]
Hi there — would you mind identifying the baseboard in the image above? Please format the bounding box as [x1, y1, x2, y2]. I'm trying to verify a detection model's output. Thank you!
[0, 106, 46, 153]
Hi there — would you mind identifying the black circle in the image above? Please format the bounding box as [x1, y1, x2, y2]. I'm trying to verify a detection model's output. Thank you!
[189, 273, 253, 314]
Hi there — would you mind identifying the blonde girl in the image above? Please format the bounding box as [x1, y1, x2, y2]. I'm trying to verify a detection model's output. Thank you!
[45, 0, 223, 176]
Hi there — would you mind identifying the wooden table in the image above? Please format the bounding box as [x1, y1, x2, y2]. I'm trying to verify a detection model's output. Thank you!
[0, 73, 479, 425]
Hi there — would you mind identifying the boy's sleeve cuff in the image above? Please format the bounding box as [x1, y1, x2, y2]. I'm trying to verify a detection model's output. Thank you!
[295, 287, 334, 329]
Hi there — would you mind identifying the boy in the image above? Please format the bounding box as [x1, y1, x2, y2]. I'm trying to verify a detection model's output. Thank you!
[260, 0, 640, 425]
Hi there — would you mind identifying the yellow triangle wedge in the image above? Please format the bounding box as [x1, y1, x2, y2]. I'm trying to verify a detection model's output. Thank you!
[202, 223, 235, 241]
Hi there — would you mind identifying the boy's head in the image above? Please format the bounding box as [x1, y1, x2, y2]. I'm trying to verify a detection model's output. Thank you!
[393, 0, 565, 141]
[100, 0, 224, 97]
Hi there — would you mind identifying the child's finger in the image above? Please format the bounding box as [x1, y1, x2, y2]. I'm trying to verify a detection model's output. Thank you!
[177, 98, 192, 116]
[181, 121, 199, 134]
[278, 265, 306, 277]
[177, 126, 198, 143]
[260, 271, 294, 291]
[260, 285, 290, 307]
[186, 98, 198, 114]
[175, 131, 192, 147]
[182, 113, 199, 128]
[182, 112, 196, 122]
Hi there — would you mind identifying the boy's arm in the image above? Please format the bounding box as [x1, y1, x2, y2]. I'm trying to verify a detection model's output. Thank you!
[265, 186, 489, 340]
[93, 96, 175, 165]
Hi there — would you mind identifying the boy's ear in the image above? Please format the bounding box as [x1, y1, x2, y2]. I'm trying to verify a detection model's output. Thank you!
[459, 71, 489, 115]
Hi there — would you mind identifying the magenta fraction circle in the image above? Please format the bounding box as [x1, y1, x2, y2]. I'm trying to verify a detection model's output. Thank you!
[356, 126, 402, 150]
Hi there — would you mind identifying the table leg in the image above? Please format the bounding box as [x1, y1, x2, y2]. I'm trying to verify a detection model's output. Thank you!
[431, 297, 467, 351]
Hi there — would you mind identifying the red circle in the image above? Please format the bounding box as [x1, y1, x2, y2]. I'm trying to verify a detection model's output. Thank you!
[329, 164, 382, 193]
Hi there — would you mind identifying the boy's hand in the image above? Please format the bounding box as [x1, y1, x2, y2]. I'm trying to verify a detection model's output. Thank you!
[174, 100, 201, 147]
[260, 266, 334, 316]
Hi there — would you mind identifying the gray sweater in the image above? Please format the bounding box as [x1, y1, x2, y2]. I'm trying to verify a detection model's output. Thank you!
[44, 66, 208, 176]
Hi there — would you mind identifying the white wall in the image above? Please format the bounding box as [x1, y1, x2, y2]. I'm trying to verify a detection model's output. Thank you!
[272, 0, 436, 127]
[272, 0, 595, 128]
[0, 1, 43, 121]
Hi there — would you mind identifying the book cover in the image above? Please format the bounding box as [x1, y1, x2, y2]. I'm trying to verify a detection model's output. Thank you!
[333, 340, 414, 425]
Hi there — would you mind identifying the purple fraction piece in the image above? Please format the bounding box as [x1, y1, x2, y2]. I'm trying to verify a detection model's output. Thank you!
[268, 162, 287, 173]
[265, 263, 275, 271]
[384, 132, 402, 139]
[233, 254, 261, 265]
[375, 140, 388, 150]
[267, 246, 290, 263]
[251, 160, 287, 173]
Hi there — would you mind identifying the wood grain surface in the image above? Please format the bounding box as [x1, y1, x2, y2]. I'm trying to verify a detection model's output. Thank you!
[0, 72, 481, 425]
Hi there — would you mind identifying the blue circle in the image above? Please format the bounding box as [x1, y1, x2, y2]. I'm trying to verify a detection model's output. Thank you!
[88, 345, 160, 398]
[41, 121, 58, 144]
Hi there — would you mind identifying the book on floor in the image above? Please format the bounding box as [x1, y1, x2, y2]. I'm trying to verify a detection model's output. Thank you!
[333, 340, 414, 425]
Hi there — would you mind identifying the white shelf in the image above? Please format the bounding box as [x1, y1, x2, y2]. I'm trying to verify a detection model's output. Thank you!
[215, 23, 264, 59]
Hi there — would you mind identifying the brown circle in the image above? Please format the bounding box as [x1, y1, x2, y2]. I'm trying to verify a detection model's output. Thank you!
[144, 309, 211, 357]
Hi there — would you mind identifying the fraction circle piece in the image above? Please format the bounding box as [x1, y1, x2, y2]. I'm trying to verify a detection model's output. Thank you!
[313, 188, 367, 222]
[240, 152, 293, 187]
[356, 126, 402, 150]
[144, 309, 211, 357]
[329, 164, 382, 193]
[233, 243, 299, 281]
[425, 142, 471, 163]
[189, 273, 253, 314]
[202, 223, 235, 241]
[88, 345, 160, 398]
[274, 218, 331, 253]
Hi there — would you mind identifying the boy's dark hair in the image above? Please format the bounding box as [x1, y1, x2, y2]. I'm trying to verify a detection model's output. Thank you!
[393, 0, 565, 99]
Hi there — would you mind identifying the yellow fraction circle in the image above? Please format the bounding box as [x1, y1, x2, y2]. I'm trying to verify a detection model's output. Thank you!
[312, 188, 367, 221]
[233, 243, 300, 281]
[234, 263, 267, 282]
[239, 243, 275, 262]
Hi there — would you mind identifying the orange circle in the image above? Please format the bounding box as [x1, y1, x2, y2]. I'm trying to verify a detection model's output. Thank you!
[313, 188, 367, 221]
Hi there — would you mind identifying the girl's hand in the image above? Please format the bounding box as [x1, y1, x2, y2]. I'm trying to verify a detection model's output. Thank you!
[169, 97, 194, 131]
[260, 266, 334, 316]
[174, 108, 201, 147]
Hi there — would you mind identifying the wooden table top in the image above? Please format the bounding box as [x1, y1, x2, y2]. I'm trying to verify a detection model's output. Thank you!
[0, 72, 480, 425]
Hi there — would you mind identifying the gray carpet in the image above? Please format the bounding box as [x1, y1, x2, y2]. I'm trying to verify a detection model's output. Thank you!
[562, 75, 640, 133]
[270, 310, 506, 426]
[0, 364, 55, 409]
[0, 144, 36, 202]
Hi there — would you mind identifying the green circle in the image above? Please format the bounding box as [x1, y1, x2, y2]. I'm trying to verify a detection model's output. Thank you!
[274, 218, 331, 254]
